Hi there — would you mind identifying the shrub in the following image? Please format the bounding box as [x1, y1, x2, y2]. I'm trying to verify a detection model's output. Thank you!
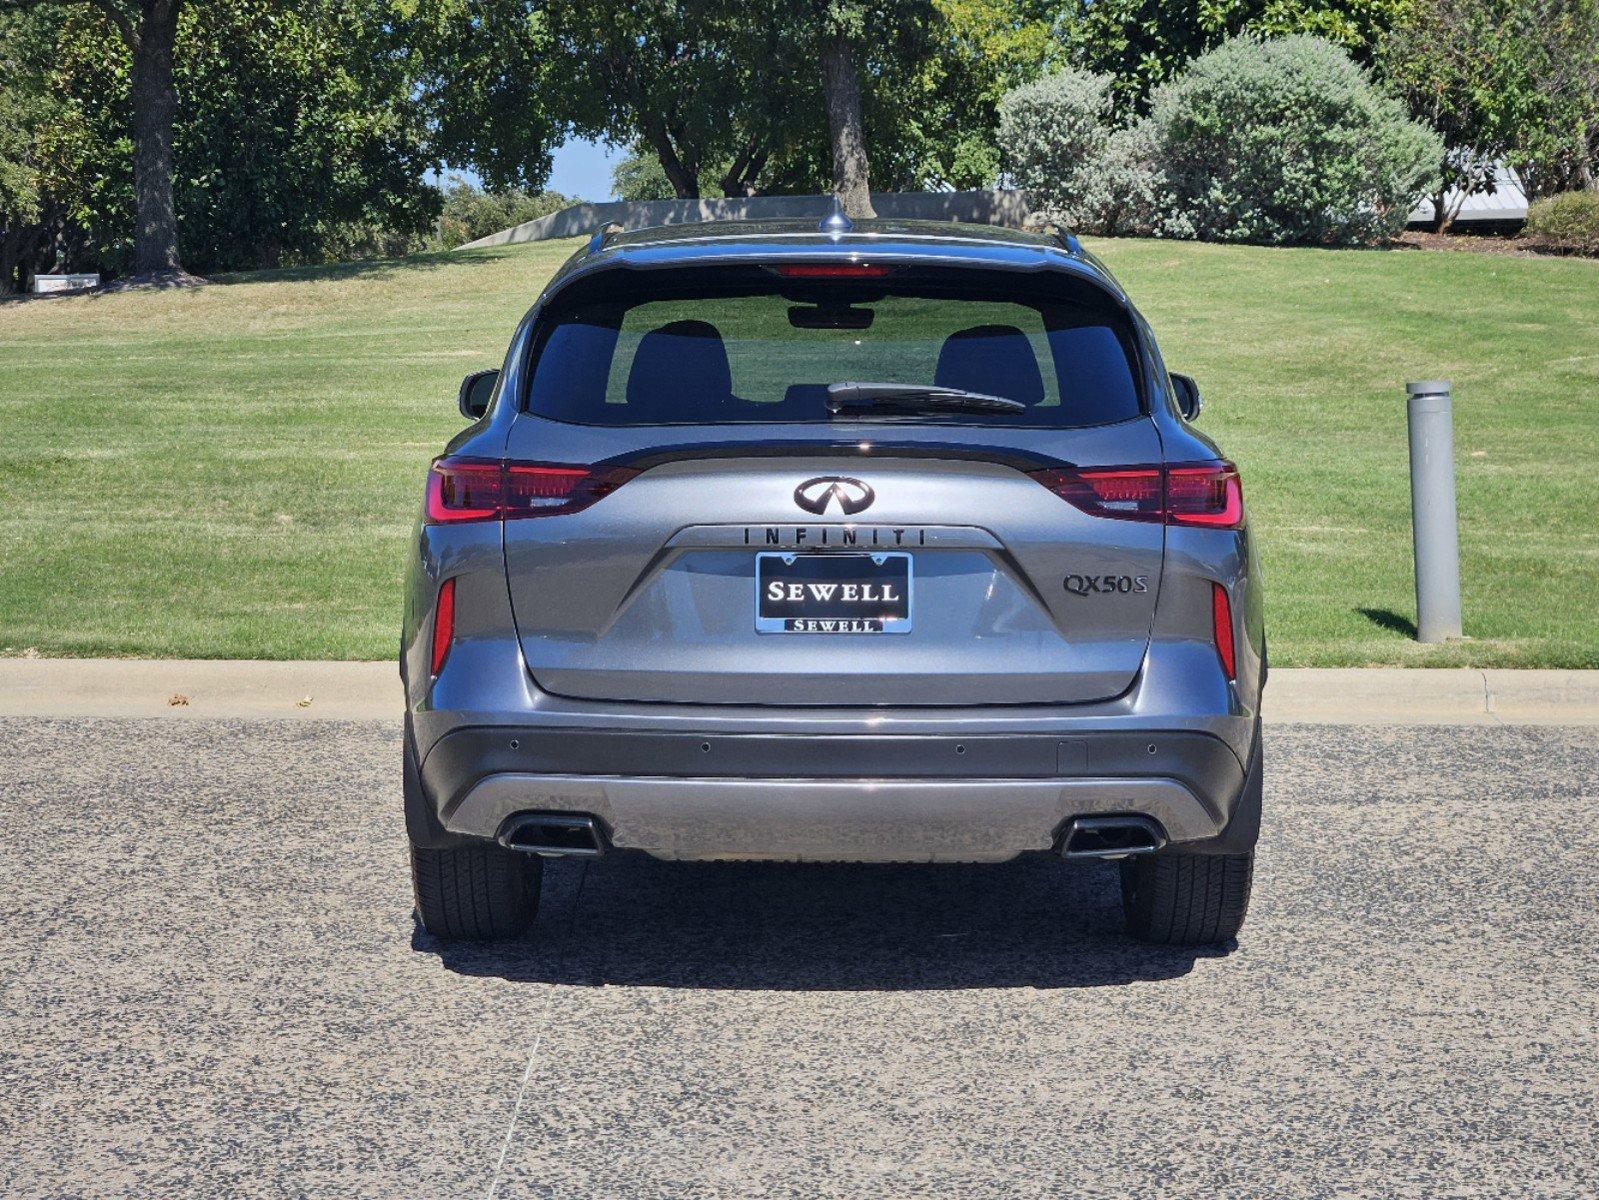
[999, 68, 1153, 235]
[432, 179, 573, 249]
[1524, 191, 1599, 255]
[1090, 121, 1168, 237]
[1145, 35, 1443, 246]
[289, 220, 431, 266]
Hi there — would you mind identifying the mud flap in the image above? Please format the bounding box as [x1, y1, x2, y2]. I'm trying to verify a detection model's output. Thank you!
[1168, 716, 1262, 856]
[404, 718, 475, 850]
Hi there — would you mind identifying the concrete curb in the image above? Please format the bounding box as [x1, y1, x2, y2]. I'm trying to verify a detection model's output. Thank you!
[1, 660, 1595, 725]
[0, 660, 399, 721]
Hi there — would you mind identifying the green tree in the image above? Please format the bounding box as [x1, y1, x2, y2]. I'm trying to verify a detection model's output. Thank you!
[0, 0, 189, 277]
[900, 0, 1054, 189]
[758, 0, 1052, 194]
[1052, 0, 1408, 109]
[776, 0, 1016, 212]
[424, 0, 1036, 205]
[549, 0, 818, 199]
[412, 0, 566, 192]
[1506, 0, 1599, 196]
[421, 0, 814, 199]
[1377, 0, 1598, 204]
[1377, 0, 1536, 230]
[0, 8, 62, 290]
[34, 0, 437, 276]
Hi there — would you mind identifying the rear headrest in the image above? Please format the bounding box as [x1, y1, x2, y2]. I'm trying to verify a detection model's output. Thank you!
[934, 324, 1045, 407]
[626, 320, 734, 417]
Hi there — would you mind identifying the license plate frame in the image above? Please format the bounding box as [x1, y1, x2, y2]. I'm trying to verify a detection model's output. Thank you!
[755, 552, 913, 634]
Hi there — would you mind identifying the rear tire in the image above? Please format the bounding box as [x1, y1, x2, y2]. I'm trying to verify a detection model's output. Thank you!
[411, 842, 543, 940]
[1120, 851, 1253, 945]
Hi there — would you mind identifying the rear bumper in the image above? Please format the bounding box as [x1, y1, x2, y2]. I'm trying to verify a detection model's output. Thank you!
[414, 725, 1258, 863]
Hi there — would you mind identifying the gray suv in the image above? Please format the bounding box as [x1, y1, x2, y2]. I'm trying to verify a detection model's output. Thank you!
[401, 218, 1264, 946]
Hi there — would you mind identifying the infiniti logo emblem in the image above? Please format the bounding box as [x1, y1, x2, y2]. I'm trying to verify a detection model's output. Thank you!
[793, 476, 875, 516]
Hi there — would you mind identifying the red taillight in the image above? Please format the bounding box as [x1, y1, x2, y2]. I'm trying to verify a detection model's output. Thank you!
[505, 463, 606, 512]
[1030, 461, 1243, 529]
[430, 577, 455, 676]
[1166, 463, 1243, 527]
[771, 263, 891, 278]
[1029, 466, 1164, 522]
[425, 456, 637, 523]
[1211, 582, 1237, 681]
[425, 459, 500, 522]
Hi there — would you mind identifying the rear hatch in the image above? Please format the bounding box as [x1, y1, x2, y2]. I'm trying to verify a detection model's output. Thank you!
[497, 260, 1164, 706]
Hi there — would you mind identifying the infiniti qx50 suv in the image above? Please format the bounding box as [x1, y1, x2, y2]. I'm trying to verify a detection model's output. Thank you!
[401, 218, 1264, 946]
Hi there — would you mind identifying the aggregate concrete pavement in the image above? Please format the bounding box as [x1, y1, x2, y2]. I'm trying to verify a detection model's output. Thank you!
[1, 717, 1596, 1198]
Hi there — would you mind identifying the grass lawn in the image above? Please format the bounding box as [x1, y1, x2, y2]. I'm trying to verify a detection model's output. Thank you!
[1, 237, 1595, 666]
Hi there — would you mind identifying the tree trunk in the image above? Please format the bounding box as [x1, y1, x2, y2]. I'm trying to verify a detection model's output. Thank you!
[720, 136, 768, 198]
[637, 114, 699, 199]
[2, 218, 53, 294]
[658, 151, 699, 199]
[0, 232, 20, 296]
[1434, 184, 1458, 234]
[820, 29, 874, 219]
[1429, 154, 1452, 234]
[129, 0, 184, 275]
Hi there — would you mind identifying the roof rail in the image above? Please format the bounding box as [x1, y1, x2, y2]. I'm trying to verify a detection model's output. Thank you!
[586, 221, 625, 256]
[1017, 213, 1081, 255]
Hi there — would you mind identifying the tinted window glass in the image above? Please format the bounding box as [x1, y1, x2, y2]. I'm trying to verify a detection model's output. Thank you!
[526, 277, 1140, 427]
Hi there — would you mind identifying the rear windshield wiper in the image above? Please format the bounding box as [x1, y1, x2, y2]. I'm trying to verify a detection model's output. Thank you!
[826, 381, 1027, 416]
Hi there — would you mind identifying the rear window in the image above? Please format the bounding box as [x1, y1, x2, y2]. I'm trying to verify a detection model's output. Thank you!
[524, 268, 1142, 427]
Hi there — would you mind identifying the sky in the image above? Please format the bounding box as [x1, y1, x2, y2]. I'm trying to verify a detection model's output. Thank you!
[547, 138, 626, 201]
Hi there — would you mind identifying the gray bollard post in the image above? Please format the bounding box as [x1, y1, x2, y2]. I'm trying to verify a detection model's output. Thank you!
[1405, 381, 1463, 642]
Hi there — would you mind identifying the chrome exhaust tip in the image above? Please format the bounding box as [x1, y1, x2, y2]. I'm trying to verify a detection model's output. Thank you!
[496, 812, 607, 858]
[1060, 815, 1168, 860]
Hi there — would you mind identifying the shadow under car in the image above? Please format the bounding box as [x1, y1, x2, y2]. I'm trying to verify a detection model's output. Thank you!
[412, 852, 1227, 991]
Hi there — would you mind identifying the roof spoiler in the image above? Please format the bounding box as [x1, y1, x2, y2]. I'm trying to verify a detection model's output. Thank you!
[579, 212, 1083, 259]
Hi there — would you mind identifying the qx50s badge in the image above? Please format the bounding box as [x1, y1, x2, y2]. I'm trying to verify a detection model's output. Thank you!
[794, 476, 875, 516]
[1064, 573, 1149, 597]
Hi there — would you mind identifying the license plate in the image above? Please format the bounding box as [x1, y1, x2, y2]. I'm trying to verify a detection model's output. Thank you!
[756, 552, 912, 634]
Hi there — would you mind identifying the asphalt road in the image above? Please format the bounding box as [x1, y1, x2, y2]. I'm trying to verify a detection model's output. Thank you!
[2, 718, 1595, 1199]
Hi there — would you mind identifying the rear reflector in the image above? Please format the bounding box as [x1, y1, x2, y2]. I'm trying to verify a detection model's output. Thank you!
[1030, 461, 1243, 529]
[771, 263, 891, 278]
[1211, 582, 1237, 680]
[425, 456, 637, 523]
[430, 577, 456, 676]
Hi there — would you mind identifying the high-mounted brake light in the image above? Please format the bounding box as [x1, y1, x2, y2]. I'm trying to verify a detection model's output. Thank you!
[425, 456, 637, 523]
[430, 577, 456, 676]
[1211, 582, 1237, 680]
[772, 263, 891, 278]
[1030, 461, 1243, 529]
